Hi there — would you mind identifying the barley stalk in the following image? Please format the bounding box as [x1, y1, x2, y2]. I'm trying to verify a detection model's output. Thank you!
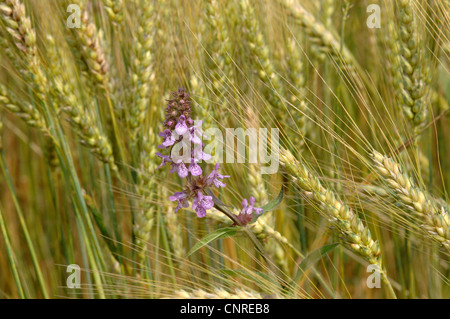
[393, 0, 431, 129]
[280, 148, 396, 297]
[240, 0, 287, 125]
[127, 0, 156, 136]
[204, 0, 234, 114]
[45, 34, 117, 170]
[162, 187, 185, 260]
[173, 288, 264, 299]
[372, 151, 450, 251]
[59, 83, 117, 171]
[134, 129, 159, 259]
[246, 106, 289, 274]
[0, 0, 48, 104]
[279, 0, 358, 80]
[322, 0, 335, 28]
[248, 163, 289, 274]
[286, 37, 309, 148]
[103, 0, 124, 25]
[0, 84, 46, 130]
[71, 0, 110, 86]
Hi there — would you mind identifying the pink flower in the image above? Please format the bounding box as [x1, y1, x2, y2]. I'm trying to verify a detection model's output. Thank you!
[192, 192, 214, 217]
[170, 159, 188, 178]
[188, 121, 203, 144]
[236, 196, 263, 225]
[169, 192, 190, 213]
[188, 158, 202, 176]
[158, 129, 176, 148]
[175, 115, 188, 135]
[156, 152, 172, 169]
[206, 163, 229, 188]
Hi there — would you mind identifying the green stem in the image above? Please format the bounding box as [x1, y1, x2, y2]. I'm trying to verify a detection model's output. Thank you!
[0, 205, 25, 298]
[0, 150, 49, 298]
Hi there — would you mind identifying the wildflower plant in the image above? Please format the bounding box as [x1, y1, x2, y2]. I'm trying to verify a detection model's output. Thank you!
[156, 89, 279, 224]
[1, 0, 448, 301]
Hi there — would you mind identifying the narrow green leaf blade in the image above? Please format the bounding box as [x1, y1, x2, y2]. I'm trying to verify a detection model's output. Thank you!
[293, 243, 339, 284]
[186, 227, 239, 257]
[261, 186, 284, 212]
[252, 187, 284, 222]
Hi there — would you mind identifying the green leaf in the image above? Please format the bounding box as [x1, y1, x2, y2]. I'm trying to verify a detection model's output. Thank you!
[261, 186, 284, 212]
[293, 243, 339, 284]
[252, 186, 284, 222]
[186, 227, 239, 257]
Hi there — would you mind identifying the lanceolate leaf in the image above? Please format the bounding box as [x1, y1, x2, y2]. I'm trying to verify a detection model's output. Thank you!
[186, 227, 239, 257]
[293, 243, 339, 284]
[252, 186, 284, 223]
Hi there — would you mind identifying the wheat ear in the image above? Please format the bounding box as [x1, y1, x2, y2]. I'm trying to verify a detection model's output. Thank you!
[103, 0, 124, 25]
[286, 37, 309, 149]
[280, 149, 382, 264]
[0, 0, 48, 103]
[239, 0, 287, 124]
[174, 288, 263, 299]
[43, 35, 117, 170]
[279, 0, 358, 79]
[372, 151, 450, 251]
[392, 0, 431, 129]
[127, 0, 155, 136]
[162, 187, 185, 261]
[280, 148, 397, 297]
[0, 84, 46, 130]
[60, 83, 117, 171]
[134, 129, 159, 260]
[71, 0, 110, 86]
[204, 0, 234, 106]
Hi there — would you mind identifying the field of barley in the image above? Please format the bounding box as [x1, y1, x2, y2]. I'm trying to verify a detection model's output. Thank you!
[0, 0, 449, 300]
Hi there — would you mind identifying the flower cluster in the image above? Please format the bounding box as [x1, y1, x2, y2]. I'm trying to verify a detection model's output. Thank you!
[157, 89, 229, 217]
[235, 197, 263, 226]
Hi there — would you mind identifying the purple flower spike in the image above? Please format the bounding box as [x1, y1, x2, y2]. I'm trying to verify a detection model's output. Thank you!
[236, 198, 253, 225]
[188, 159, 202, 176]
[158, 129, 176, 149]
[192, 192, 214, 218]
[236, 196, 263, 225]
[242, 196, 263, 215]
[175, 115, 188, 135]
[169, 192, 189, 213]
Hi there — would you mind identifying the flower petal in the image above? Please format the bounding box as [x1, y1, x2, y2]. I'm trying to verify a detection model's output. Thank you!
[195, 206, 207, 218]
[168, 192, 186, 201]
[175, 115, 188, 135]
[189, 161, 202, 176]
[177, 162, 188, 178]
